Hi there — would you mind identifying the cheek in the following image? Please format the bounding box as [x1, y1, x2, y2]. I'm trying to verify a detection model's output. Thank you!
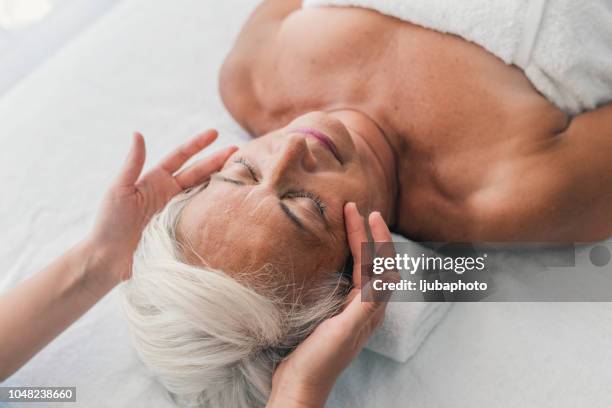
[352, 170, 373, 198]
[280, 234, 346, 277]
[338, 172, 370, 205]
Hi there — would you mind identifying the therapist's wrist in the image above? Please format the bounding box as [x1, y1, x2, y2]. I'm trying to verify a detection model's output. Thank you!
[267, 377, 330, 408]
[267, 393, 326, 408]
[76, 238, 122, 299]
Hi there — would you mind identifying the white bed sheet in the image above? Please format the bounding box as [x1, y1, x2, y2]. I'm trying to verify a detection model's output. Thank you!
[1, 0, 612, 407]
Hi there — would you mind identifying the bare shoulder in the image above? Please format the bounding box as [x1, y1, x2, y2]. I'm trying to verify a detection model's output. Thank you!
[470, 103, 612, 242]
[220, 0, 301, 135]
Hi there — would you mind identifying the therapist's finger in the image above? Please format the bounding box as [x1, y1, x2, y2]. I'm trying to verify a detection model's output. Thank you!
[369, 211, 392, 242]
[369, 211, 395, 262]
[114, 132, 146, 188]
[174, 145, 238, 188]
[344, 202, 367, 287]
[159, 129, 218, 174]
[336, 283, 387, 338]
[368, 211, 400, 302]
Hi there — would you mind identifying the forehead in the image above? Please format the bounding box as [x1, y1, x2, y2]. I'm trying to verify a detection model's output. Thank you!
[177, 180, 339, 279]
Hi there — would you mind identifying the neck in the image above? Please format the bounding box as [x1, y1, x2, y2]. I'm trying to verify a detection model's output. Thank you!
[328, 109, 399, 226]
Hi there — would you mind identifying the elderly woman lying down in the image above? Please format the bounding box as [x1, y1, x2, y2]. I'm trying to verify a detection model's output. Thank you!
[124, 0, 611, 404]
[3, 0, 611, 407]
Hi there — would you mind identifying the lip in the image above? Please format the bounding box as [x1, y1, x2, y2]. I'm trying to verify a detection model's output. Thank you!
[290, 127, 343, 164]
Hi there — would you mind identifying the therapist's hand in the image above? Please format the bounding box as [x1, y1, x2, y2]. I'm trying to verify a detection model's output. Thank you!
[85, 130, 237, 292]
[267, 203, 397, 408]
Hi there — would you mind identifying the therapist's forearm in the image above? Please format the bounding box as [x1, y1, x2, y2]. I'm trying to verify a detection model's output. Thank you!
[0, 240, 114, 381]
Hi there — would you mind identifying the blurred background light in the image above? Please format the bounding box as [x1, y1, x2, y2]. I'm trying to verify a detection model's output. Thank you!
[0, 0, 56, 30]
[0, 0, 118, 96]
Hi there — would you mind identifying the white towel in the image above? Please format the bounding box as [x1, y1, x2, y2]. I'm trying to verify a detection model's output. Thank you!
[363, 234, 452, 362]
[366, 301, 451, 362]
[303, 0, 612, 115]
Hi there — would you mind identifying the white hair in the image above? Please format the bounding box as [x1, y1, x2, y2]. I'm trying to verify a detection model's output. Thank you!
[121, 185, 349, 408]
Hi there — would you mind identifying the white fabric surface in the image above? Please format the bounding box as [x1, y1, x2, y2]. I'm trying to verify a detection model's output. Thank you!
[0, 0, 121, 97]
[303, 0, 612, 115]
[366, 301, 450, 363]
[1, 1, 612, 407]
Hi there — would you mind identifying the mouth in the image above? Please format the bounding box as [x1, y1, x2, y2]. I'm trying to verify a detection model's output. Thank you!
[290, 127, 343, 164]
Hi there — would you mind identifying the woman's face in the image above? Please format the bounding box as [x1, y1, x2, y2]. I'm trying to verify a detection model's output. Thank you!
[178, 111, 381, 285]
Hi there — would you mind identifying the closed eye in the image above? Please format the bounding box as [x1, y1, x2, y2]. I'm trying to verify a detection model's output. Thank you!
[233, 159, 328, 217]
[218, 156, 329, 231]
[284, 190, 327, 216]
[235, 157, 259, 182]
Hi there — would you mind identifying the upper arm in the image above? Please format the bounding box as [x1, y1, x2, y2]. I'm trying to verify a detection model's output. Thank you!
[219, 0, 301, 132]
[472, 103, 612, 242]
[551, 102, 612, 240]
[499, 103, 612, 242]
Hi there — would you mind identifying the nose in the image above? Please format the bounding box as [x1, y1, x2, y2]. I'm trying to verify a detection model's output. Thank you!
[268, 134, 317, 186]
